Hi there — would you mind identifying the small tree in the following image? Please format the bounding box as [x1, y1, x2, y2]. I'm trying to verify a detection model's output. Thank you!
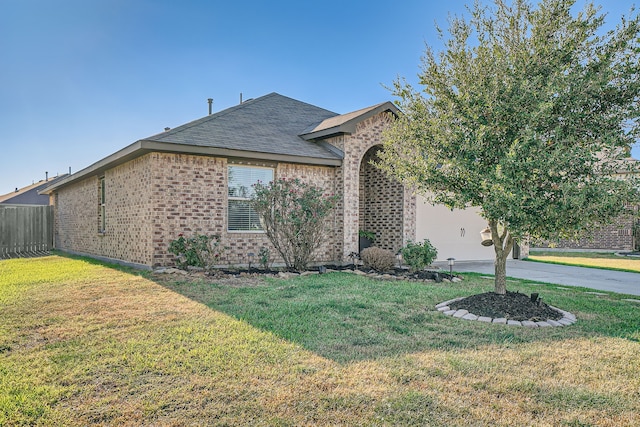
[251, 178, 337, 271]
[378, 0, 640, 294]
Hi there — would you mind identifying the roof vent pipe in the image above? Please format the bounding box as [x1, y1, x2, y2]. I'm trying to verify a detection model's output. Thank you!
[240, 93, 243, 104]
[46, 171, 48, 181]
[207, 98, 213, 115]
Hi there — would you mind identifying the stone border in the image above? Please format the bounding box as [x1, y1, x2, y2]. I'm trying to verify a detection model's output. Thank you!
[435, 297, 577, 327]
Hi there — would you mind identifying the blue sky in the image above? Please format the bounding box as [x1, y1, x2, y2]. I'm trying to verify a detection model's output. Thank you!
[0, 0, 636, 195]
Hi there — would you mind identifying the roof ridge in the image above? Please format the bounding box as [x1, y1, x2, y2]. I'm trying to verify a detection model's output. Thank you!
[0, 174, 68, 202]
[267, 92, 338, 116]
[143, 93, 281, 141]
[300, 101, 398, 138]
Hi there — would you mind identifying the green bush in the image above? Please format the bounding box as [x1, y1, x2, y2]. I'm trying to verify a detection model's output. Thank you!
[251, 178, 337, 271]
[360, 247, 396, 272]
[358, 230, 376, 241]
[400, 239, 438, 272]
[258, 247, 271, 269]
[168, 233, 225, 269]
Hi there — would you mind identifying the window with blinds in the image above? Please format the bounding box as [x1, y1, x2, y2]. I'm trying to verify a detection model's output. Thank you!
[228, 165, 273, 231]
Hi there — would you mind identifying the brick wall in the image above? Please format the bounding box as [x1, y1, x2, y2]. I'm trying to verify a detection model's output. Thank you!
[54, 176, 101, 255]
[359, 147, 405, 252]
[54, 152, 343, 268]
[277, 162, 342, 263]
[326, 111, 416, 259]
[148, 153, 228, 266]
[534, 208, 637, 251]
[106, 156, 154, 264]
[54, 155, 155, 265]
[148, 153, 342, 267]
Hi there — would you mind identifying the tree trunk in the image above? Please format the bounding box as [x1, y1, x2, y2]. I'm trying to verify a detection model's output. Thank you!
[490, 220, 514, 295]
[494, 249, 508, 294]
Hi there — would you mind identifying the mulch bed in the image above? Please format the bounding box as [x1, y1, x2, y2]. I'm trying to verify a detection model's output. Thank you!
[448, 291, 563, 322]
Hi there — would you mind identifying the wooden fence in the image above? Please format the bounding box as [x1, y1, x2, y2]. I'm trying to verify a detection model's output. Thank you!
[0, 205, 54, 258]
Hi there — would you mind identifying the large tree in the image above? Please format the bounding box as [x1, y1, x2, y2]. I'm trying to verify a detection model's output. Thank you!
[378, 0, 640, 294]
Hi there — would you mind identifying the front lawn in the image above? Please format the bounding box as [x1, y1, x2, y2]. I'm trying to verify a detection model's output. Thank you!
[528, 250, 640, 273]
[1, 256, 639, 426]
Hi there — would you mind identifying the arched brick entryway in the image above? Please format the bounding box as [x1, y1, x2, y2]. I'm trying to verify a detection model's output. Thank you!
[358, 146, 405, 252]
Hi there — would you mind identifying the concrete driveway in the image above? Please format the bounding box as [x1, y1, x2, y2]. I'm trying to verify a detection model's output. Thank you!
[434, 259, 640, 296]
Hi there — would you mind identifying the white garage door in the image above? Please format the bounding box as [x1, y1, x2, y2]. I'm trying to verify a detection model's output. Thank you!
[415, 195, 507, 261]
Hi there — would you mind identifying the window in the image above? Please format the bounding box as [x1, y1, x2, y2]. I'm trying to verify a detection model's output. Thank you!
[228, 165, 273, 231]
[98, 176, 106, 233]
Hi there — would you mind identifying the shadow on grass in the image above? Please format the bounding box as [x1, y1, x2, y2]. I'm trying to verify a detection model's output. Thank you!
[147, 270, 640, 363]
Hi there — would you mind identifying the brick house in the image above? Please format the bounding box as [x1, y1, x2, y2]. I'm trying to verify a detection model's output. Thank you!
[532, 205, 638, 252]
[42, 93, 417, 268]
[1, 174, 68, 205]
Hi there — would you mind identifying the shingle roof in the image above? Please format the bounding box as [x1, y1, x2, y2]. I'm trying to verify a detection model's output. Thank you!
[0, 174, 68, 205]
[300, 101, 400, 140]
[42, 93, 397, 194]
[301, 103, 387, 134]
[144, 93, 341, 160]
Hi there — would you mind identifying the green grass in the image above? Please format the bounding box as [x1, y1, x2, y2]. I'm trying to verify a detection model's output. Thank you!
[164, 271, 639, 363]
[1, 255, 639, 426]
[528, 251, 640, 273]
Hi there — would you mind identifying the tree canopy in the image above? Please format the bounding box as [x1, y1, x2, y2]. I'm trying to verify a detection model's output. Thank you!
[377, 0, 640, 293]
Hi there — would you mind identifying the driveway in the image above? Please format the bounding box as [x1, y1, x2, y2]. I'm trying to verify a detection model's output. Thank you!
[434, 259, 640, 296]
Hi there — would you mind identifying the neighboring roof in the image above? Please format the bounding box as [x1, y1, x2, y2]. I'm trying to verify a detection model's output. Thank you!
[615, 157, 640, 175]
[0, 174, 68, 205]
[42, 93, 397, 194]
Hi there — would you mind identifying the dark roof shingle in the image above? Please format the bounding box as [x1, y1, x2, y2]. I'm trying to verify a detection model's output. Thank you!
[144, 93, 341, 160]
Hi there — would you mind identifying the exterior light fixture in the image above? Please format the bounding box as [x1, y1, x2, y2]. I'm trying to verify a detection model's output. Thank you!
[447, 257, 455, 276]
[480, 227, 493, 246]
[396, 251, 403, 269]
[247, 252, 255, 271]
[348, 252, 359, 270]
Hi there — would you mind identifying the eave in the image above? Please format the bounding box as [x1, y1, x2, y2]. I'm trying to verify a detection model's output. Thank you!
[300, 101, 400, 141]
[40, 140, 343, 195]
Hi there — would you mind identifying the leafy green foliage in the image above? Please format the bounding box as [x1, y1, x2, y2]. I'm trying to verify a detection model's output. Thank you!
[258, 246, 271, 269]
[358, 229, 376, 241]
[168, 233, 225, 269]
[251, 178, 338, 271]
[378, 0, 640, 293]
[400, 239, 438, 272]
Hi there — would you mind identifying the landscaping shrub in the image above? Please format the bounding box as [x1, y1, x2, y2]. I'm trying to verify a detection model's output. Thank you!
[251, 178, 338, 271]
[168, 233, 225, 269]
[258, 247, 271, 270]
[360, 247, 396, 272]
[400, 239, 438, 272]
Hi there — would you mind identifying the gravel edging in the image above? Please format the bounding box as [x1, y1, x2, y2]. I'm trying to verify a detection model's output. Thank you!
[435, 297, 577, 327]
